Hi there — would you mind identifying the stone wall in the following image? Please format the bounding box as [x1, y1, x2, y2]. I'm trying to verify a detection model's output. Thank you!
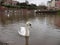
[4, 8, 34, 16]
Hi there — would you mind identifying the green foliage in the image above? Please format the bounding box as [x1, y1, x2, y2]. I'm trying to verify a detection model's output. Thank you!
[57, 10, 60, 15]
[0, 1, 4, 6]
[2, 5, 19, 8]
[28, 4, 37, 10]
[17, 2, 37, 9]
[1, 2, 37, 9]
[37, 5, 47, 10]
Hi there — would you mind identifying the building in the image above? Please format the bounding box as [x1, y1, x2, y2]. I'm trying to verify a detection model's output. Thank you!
[47, 0, 60, 10]
[3, 0, 12, 5]
[51, 0, 55, 8]
[47, 0, 55, 10]
[2, 0, 18, 6]
[47, 1, 52, 10]
[55, 0, 60, 10]
[12, 1, 18, 6]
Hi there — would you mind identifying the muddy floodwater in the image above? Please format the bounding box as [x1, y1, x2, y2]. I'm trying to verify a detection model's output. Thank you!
[0, 15, 60, 45]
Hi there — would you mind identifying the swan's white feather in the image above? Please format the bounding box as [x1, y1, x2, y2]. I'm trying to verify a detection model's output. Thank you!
[18, 27, 29, 36]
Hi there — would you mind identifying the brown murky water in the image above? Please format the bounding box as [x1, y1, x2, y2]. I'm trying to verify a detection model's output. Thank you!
[0, 15, 60, 45]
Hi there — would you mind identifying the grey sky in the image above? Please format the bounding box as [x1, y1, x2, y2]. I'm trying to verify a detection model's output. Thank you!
[15, 0, 51, 5]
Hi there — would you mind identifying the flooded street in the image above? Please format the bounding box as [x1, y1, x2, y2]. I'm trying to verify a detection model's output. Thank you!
[0, 15, 60, 45]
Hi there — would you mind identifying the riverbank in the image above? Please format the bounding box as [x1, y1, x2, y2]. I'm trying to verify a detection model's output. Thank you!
[57, 10, 60, 15]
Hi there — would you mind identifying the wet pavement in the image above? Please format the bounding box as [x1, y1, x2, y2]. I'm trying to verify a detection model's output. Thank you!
[0, 15, 60, 45]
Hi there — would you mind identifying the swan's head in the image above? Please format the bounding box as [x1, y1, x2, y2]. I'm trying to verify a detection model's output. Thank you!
[26, 22, 31, 26]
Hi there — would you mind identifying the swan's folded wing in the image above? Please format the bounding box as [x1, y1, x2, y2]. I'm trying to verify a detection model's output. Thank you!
[18, 27, 26, 36]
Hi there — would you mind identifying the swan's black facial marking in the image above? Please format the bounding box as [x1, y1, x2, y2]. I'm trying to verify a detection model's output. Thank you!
[29, 24, 31, 26]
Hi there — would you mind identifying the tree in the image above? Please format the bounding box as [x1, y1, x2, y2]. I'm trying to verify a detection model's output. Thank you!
[29, 4, 37, 9]
[1, 1, 37, 9]
[0, 0, 4, 6]
[37, 5, 47, 10]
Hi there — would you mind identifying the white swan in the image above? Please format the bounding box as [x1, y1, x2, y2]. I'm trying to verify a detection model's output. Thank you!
[18, 27, 30, 36]
[18, 21, 31, 36]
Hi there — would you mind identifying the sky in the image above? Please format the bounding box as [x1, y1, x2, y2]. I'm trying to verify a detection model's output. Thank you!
[15, 0, 51, 5]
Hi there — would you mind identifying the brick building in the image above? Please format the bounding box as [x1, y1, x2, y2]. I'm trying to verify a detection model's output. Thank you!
[47, 0, 60, 10]
[3, 0, 12, 5]
[55, 0, 60, 10]
[2, 0, 18, 6]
